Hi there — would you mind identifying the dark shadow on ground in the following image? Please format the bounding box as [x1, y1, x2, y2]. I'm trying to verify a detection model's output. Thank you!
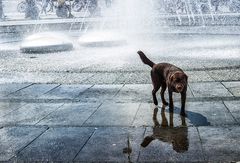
[166, 107, 211, 126]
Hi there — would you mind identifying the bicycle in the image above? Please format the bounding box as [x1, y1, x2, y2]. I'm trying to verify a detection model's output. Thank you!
[17, 0, 42, 13]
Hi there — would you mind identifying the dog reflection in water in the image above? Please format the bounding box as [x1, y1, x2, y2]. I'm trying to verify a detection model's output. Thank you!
[141, 107, 189, 153]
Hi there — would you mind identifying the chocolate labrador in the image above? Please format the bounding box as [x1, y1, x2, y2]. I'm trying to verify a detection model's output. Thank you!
[137, 50, 188, 116]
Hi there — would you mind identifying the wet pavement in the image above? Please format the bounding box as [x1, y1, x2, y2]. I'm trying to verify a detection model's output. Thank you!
[0, 80, 240, 162]
[0, 32, 240, 162]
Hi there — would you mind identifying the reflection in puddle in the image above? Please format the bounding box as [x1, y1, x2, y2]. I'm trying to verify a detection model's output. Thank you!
[141, 107, 189, 153]
[123, 135, 133, 163]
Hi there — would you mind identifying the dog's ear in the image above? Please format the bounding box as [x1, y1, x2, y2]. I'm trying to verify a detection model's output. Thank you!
[168, 74, 175, 82]
[184, 74, 188, 82]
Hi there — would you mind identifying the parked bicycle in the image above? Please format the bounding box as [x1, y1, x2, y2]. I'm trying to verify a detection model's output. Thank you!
[17, 0, 42, 13]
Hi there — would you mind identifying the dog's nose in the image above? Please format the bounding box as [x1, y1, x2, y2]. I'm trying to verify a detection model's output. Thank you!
[176, 85, 183, 92]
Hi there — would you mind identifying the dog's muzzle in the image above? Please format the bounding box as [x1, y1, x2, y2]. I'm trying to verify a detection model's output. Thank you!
[176, 84, 184, 93]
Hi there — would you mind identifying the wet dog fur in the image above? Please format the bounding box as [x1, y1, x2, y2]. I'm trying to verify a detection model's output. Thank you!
[137, 50, 188, 116]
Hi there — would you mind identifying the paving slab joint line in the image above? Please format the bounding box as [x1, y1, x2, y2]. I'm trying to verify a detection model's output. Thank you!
[131, 103, 142, 126]
[76, 84, 95, 97]
[113, 83, 126, 98]
[72, 128, 97, 161]
[203, 69, 217, 82]
[81, 103, 104, 126]
[136, 127, 147, 162]
[0, 102, 29, 118]
[41, 84, 62, 95]
[220, 82, 235, 97]
[187, 82, 195, 98]
[222, 101, 239, 124]
[196, 127, 207, 162]
[34, 103, 66, 125]
[9, 126, 50, 161]
[5, 83, 35, 97]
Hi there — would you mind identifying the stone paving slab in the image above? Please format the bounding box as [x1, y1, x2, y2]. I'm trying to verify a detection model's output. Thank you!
[0, 102, 26, 117]
[7, 84, 60, 99]
[138, 127, 204, 162]
[189, 82, 233, 97]
[185, 101, 237, 126]
[198, 126, 240, 162]
[54, 73, 94, 84]
[208, 69, 240, 81]
[0, 126, 47, 161]
[222, 81, 240, 97]
[0, 83, 32, 97]
[185, 71, 214, 82]
[38, 103, 101, 126]
[74, 127, 145, 162]
[133, 103, 187, 127]
[114, 84, 152, 103]
[83, 103, 140, 126]
[84, 73, 121, 84]
[15, 127, 95, 162]
[114, 84, 193, 103]
[224, 101, 240, 124]
[0, 103, 63, 126]
[114, 72, 151, 84]
[77, 85, 123, 102]
[39, 84, 93, 100]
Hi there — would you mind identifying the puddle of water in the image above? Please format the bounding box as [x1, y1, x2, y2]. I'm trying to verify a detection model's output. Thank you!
[141, 107, 189, 153]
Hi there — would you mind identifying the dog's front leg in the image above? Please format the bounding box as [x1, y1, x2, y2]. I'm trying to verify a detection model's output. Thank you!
[168, 90, 174, 113]
[180, 91, 187, 116]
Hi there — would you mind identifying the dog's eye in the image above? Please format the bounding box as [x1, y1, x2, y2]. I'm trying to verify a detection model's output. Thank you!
[176, 78, 181, 82]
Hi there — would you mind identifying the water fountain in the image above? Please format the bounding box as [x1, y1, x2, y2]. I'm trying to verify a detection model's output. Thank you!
[20, 32, 73, 53]
[78, 0, 157, 47]
[20, 1, 74, 53]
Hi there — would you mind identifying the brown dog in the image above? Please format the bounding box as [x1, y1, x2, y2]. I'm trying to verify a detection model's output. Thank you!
[137, 50, 188, 116]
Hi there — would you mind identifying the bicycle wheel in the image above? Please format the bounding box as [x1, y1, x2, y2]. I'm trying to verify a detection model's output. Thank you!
[46, 1, 54, 12]
[72, 2, 83, 12]
[17, 1, 27, 13]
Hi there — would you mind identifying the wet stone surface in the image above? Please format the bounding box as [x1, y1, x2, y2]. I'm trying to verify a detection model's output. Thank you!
[0, 83, 32, 97]
[186, 71, 214, 82]
[114, 84, 153, 103]
[0, 102, 26, 117]
[189, 82, 233, 97]
[208, 69, 240, 81]
[77, 85, 123, 102]
[7, 84, 60, 99]
[14, 127, 95, 162]
[198, 126, 240, 162]
[39, 84, 93, 100]
[0, 83, 239, 161]
[38, 103, 101, 126]
[74, 127, 145, 162]
[133, 103, 188, 127]
[0, 103, 64, 126]
[83, 103, 140, 126]
[185, 101, 237, 126]
[138, 127, 204, 162]
[222, 81, 240, 97]
[0, 126, 47, 161]
[223, 100, 240, 124]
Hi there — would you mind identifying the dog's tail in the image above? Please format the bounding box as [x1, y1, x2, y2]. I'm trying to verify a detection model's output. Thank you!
[137, 50, 155, 68]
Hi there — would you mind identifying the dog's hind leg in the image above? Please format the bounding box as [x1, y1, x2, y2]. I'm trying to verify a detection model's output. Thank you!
[160, 82, 168, 106]
[151, 71, 160, 106]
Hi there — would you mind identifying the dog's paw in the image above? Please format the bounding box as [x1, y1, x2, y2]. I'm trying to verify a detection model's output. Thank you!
[162, 101, 169, 106]
[180, 111, 187, 117]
